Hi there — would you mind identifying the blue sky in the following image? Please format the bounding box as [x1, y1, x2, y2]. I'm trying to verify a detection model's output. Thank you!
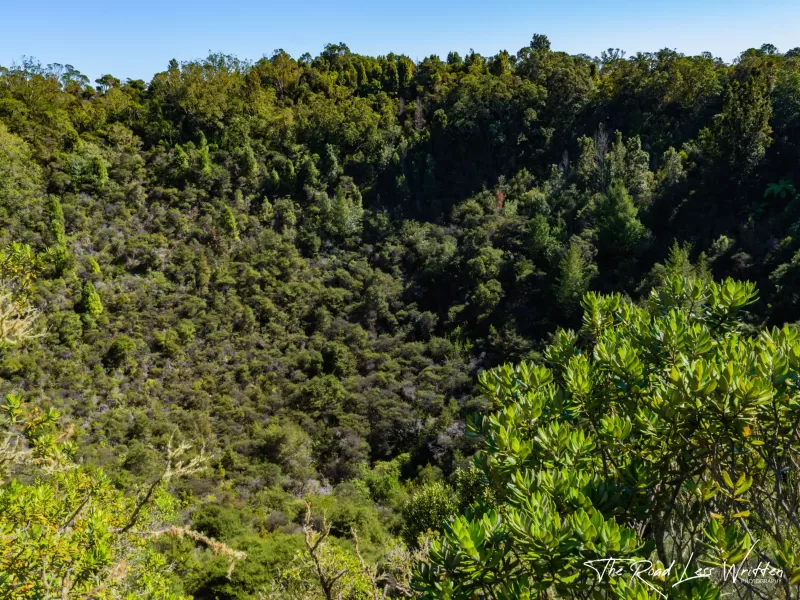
[1, 0, 798, 82]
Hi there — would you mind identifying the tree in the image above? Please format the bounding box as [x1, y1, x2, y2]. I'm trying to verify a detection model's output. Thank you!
[0, 290, 38, 349]
[530, 34, 551, 52]
[80, 280, 103, 316]
[321, 144, 342, 186]
[172, 144, 190, 180]
[554, 238, 596, 317]
[274, 198, 297, 233]
[0, 121, 42, 213]
[270, 503, 375, 600]
[330, 180, 363, 239]
[402, 482, 458, 547]
[644, 240, 710, 291]
[596, 179, 647, 256]
[95, 74, 121, 93]
[268, 502, 426, 600]
[415, 276, 800, 599]
[488, 51, 511, 77]
[49, 195, 66, 245]
[220, 205, 240, 239]
[104, 334, 136, 369]
[397, 57, 414, 93]
[0, 243, 49, 306]
[607, 134, 653, 206]
[260, 421, 315, 484]
[89, 155, 109, 190]
[709, 73, 773, 187]
[268, 50, 302, 101]
[238, 142, 258, 179]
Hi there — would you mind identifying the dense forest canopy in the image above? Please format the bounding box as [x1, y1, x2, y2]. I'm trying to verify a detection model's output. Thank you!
[2, 34, 800, 598]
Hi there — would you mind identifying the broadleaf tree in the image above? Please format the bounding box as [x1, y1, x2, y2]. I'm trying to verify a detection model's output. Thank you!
[414, 276, 799, 599]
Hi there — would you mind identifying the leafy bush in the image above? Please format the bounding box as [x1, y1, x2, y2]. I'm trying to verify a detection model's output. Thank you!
[415, 277, 800, 598]
[0, 394, 244, 599]
[402, 481, 458, 547]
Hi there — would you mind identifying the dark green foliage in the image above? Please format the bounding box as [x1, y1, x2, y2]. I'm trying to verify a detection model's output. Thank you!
[192, 504, 248, 541]
[709, 72, 773, 185]
[104, 334, 136, 368]
[554, 238, 596, 317]
[402, 481, 457, 547]
[596, 179, 647, 256]
[185, 534, 304, 600]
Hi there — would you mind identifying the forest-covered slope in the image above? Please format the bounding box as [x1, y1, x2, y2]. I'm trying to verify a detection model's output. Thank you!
[2, 36, 800, 598]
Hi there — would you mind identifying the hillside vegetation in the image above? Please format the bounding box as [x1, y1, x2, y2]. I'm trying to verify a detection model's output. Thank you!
[1, 36, 800, 598]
